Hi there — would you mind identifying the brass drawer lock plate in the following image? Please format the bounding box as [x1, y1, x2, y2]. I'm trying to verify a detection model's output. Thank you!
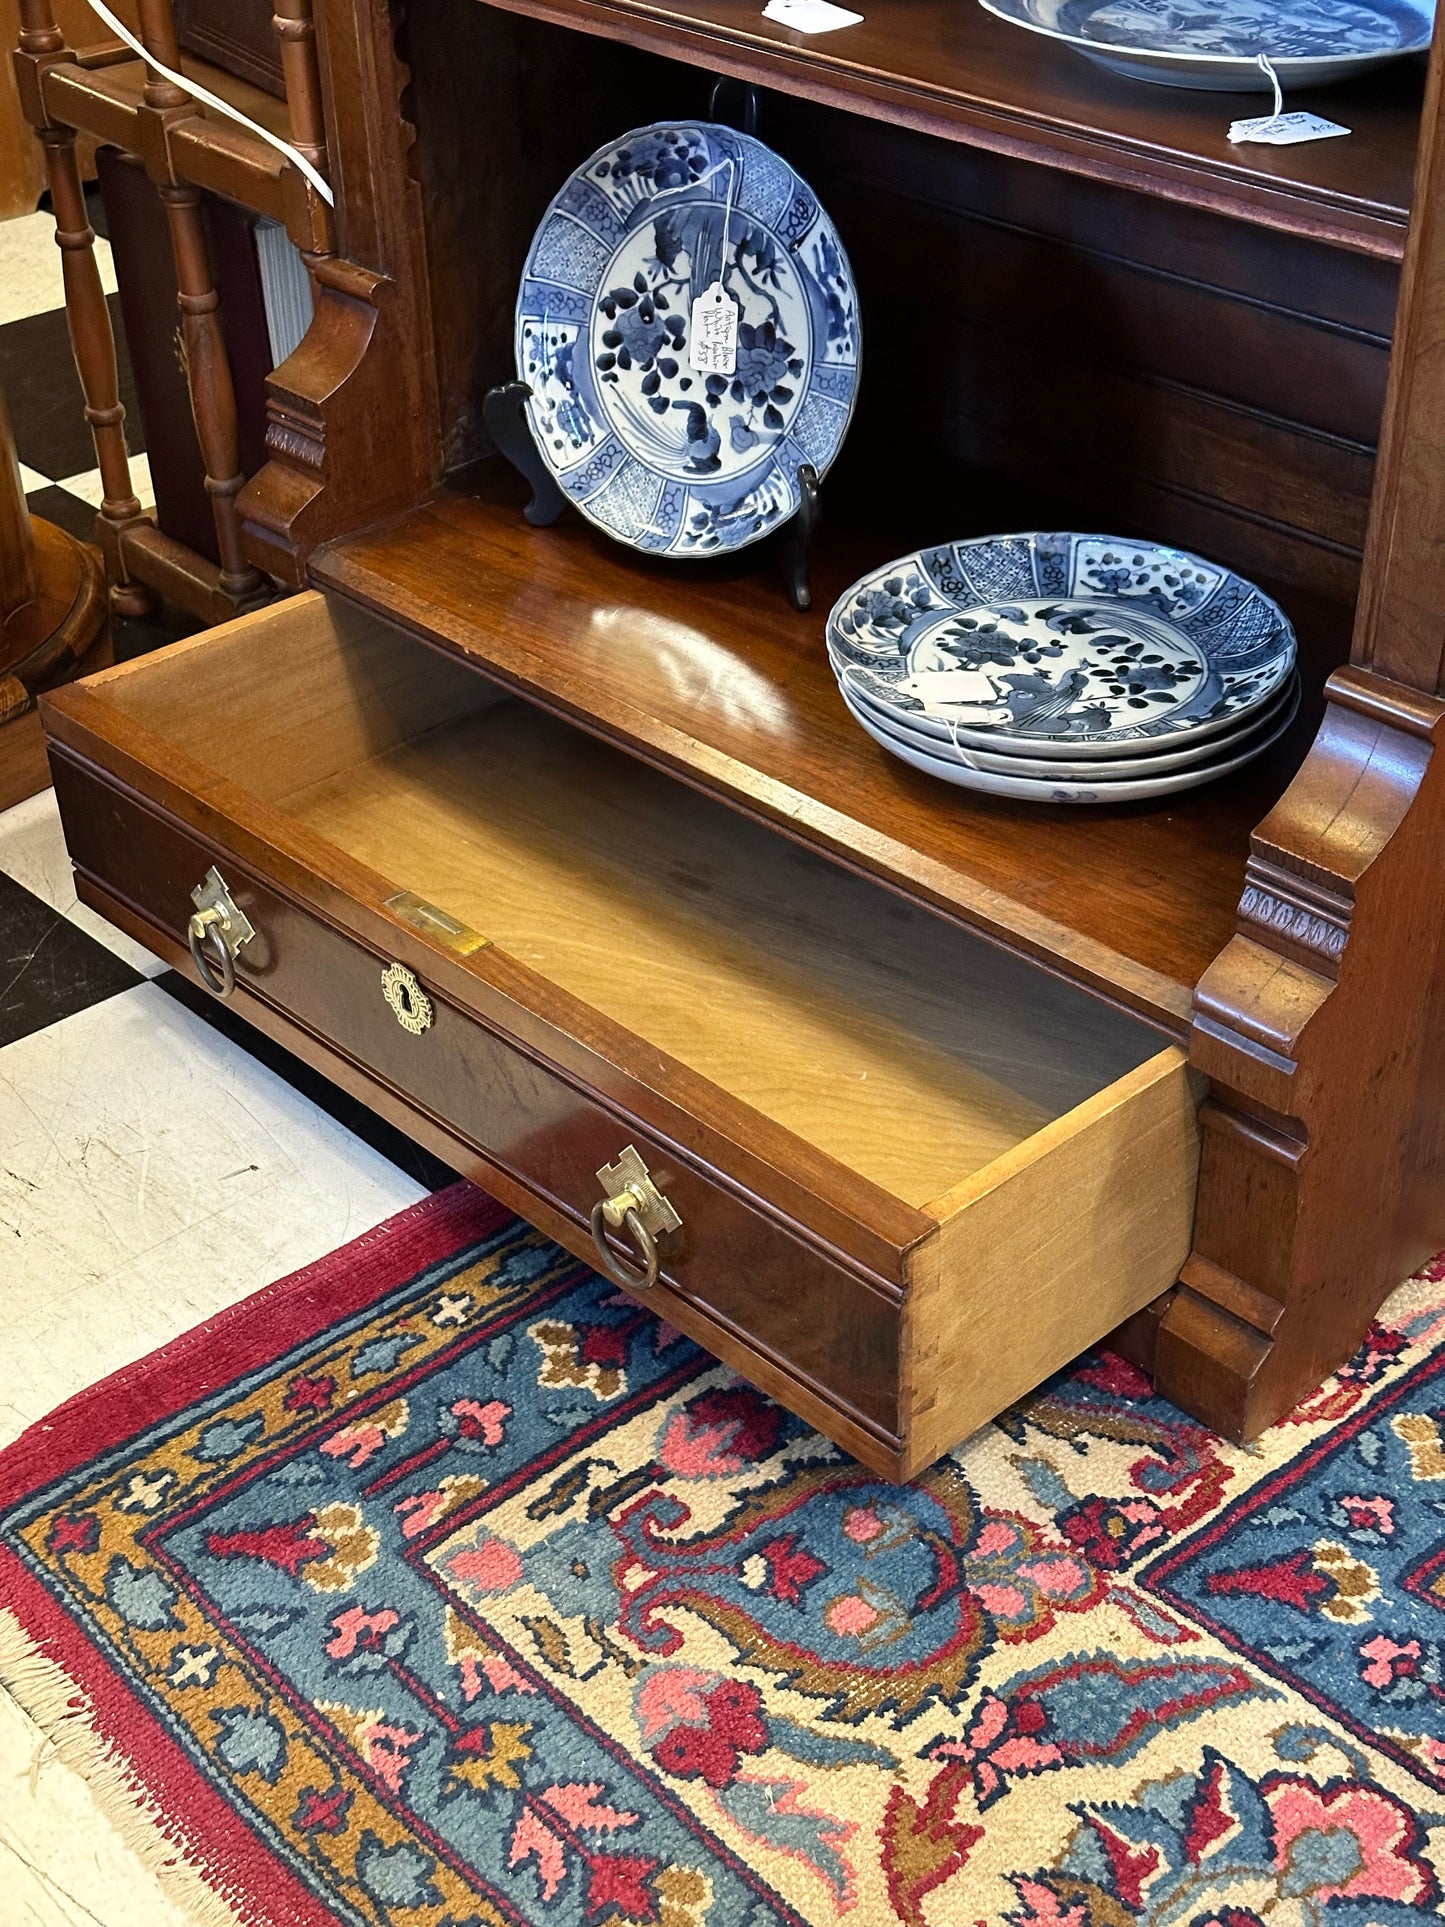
[381, 961, 434, 1035]
[187, 867, 255, 999]
[590, 1145, 681, 1292]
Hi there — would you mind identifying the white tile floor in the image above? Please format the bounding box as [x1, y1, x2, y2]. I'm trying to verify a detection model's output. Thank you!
[52, 454, 156, 516]
[0, 788, 426, 1925]
[0, 212, 116, 331]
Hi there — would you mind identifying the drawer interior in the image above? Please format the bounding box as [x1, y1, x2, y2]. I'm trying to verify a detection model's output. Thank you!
[90, 596, 1175, 1209]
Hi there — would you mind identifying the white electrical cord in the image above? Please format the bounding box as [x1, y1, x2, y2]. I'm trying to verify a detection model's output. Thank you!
[78, 0, 334, 205]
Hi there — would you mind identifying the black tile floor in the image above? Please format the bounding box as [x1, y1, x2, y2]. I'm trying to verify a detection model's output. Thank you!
[0, 867, 141, 1046]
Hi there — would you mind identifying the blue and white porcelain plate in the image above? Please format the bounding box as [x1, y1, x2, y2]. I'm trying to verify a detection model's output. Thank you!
[976, 0, 1433, 89]
[838, 672, 1300, 803]
[515, 123, 860, 557]
[826, 535, 1297, 756]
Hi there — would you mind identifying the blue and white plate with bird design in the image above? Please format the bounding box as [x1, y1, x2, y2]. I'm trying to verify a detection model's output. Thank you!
[976, 0, 1433, 89]
[515, 123, 860, 558]
[826, 534, 1297, 757]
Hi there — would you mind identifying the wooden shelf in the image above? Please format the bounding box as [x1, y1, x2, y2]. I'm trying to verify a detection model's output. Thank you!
[312, 476, 1349, 1034]
[467, 0, 1424, 257]
[41, 45, 295, 222]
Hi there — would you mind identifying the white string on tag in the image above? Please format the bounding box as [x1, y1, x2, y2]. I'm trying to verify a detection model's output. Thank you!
[1259, 52, 1285, 118]
[684, 155, 740, 376]
[1227, 51, 1351, 146]
[78, 0, 335, 205]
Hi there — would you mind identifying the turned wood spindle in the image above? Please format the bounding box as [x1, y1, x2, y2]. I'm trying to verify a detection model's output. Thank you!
[158, 183, 267, 601]
[272, 0, 329, 180]
[134, 0, 190, 111]
[20, 0, 151, 615]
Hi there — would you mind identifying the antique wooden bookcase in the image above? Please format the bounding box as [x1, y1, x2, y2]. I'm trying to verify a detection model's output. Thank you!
[20, 0, 1445, 1473]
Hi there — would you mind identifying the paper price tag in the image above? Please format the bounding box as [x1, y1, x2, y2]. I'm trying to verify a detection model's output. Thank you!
[762, 0, 863, 32]
[1228, 109, 1351, 146]
[689, 281, 739, 376]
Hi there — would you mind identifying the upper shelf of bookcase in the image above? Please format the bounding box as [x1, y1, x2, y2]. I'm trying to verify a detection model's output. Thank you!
[469, 0, 1425, 258]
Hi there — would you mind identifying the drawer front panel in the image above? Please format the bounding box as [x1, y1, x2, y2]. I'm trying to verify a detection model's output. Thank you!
[52, 755, 901, 1436]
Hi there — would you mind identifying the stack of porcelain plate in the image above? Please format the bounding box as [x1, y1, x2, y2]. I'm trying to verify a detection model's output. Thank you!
[826, 534, 1299, 805]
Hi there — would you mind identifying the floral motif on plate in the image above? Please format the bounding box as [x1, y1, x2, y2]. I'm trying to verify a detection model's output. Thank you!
[515, 123, 860, 557]
[827, 533, 1296, 749]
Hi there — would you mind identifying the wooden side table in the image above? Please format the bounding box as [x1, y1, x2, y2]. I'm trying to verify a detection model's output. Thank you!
[1, 380, 108, 809]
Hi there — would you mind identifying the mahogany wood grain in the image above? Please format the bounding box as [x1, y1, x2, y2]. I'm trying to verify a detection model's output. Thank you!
[1353, 17, 1445, 694]
[77, 864, 916, 1475]
[461, 0, 1423, 256]
[1145, 26, 1445, 1440]
[1159, 673, 1445, 1434]
[314, 482, 1346, 1031]
[234, 0, 437, 579]
[787, 98, 1388, 602]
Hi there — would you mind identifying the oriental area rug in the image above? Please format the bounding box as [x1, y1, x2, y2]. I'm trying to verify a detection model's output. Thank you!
[2, 1185, 1444, 1927]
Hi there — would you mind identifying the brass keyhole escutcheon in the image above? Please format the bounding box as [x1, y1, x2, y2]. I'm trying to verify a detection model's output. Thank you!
[381, 961, 433, 1035]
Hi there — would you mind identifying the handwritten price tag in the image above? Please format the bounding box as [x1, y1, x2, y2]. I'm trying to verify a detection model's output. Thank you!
[1228, 109, 1350, 146]
[689, 281, 739, 376]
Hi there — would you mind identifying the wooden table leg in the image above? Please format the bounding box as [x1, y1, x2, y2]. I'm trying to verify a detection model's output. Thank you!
[0, 382, 109, 810]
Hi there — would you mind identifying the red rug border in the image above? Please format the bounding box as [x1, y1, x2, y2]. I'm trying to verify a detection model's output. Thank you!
[0, 1548, 338, 1927]
[0, 1181, 510, 1510]
[0, 1182, 513, 1927]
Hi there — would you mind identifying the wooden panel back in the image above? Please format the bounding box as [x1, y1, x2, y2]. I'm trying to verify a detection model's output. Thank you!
[774, 102, 1394, 603]
[406, 6, 1394, 603]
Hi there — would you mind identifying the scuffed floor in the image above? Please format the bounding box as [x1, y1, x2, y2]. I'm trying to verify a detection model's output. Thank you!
[0, 787, 447, 1924]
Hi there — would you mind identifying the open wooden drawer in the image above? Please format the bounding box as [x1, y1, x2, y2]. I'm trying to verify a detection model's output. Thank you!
[41, 592, 1204, 1478]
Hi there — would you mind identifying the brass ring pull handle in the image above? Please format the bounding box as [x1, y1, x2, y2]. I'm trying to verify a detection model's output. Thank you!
[188, 905, 237, 998]
[186, 867, 256, 1001]
[590, 1146, 682, 1295]
[590, 1195, 659, 1290]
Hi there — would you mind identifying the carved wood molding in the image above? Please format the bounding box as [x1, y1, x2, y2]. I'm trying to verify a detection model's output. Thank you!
[1158, 680, 1445, 1437]
[239, 0, 438, 582]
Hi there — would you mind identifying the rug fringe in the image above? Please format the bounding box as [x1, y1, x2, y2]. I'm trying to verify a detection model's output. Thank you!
[0, 1609, 245, 1927]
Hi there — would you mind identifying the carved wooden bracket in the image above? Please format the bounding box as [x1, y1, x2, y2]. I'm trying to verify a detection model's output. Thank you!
[237, 0, 438, 581]
[1157, 666, 1445, 1438]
